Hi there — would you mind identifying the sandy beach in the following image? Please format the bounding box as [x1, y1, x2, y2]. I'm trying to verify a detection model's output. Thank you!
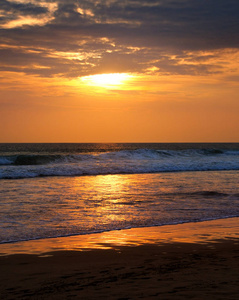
[1, 218, 239, 299]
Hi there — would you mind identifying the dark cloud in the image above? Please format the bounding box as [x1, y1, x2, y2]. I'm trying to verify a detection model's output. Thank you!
[1, 0, 48, 15]
[0, 0, 238, 77]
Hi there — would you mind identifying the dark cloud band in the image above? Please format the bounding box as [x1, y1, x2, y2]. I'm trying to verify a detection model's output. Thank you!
[0, 0, 238, 77]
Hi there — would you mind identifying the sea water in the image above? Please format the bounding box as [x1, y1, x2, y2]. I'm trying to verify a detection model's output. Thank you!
[0, 143, 239, 244]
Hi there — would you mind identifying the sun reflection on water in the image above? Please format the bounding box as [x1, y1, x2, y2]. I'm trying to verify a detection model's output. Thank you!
[72, 174, 134, 223]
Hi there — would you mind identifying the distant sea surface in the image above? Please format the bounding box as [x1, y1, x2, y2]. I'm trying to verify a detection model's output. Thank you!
[0, 143, 239, 244]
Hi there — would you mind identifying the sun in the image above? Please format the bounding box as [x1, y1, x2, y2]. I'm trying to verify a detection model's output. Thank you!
[81, 73, 132, 88]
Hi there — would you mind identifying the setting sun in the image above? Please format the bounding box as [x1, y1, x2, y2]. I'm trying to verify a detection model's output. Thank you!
[81, 73, 133, 88]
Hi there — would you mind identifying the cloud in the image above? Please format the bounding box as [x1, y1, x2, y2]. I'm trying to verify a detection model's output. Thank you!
[1, 0, 48, 16]
[0, 0, 56, 28]
[0, 0, 239, 78]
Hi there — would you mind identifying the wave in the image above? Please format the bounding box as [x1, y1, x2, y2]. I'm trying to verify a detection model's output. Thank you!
[1, 148, 239, 179]
[0, 154, 94, 166]
[1, 148, 239, 166]
[1, 163, 239, 179]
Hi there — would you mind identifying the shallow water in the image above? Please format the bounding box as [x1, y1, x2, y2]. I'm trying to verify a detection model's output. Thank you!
[1, 170, 239, 243]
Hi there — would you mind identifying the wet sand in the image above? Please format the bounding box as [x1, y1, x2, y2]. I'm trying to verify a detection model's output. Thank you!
[1, 218, 239, 299]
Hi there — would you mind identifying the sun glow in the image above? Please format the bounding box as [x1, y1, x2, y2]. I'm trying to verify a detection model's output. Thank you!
[81, 73, 132, 88]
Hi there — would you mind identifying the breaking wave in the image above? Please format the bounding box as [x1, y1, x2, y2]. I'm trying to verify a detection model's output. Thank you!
[0, 148, 239, 179]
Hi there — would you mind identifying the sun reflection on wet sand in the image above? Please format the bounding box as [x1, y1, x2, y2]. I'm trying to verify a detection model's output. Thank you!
[0, 218, 238, 256]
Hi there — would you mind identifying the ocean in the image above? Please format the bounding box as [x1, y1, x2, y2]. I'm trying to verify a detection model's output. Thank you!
[0, 143, 239, 245]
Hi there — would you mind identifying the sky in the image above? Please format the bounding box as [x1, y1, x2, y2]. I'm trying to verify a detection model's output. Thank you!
[0, 0, 239, 143]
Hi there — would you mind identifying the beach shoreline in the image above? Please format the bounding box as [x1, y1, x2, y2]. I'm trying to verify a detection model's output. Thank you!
[1, 218, 239, 299]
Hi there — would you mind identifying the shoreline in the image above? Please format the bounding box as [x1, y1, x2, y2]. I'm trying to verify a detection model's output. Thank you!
[1, 218, 239, 299]
[1, 217, 239, 256]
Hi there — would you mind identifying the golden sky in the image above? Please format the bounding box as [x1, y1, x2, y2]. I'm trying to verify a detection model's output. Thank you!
[0, 0, 239, 142]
